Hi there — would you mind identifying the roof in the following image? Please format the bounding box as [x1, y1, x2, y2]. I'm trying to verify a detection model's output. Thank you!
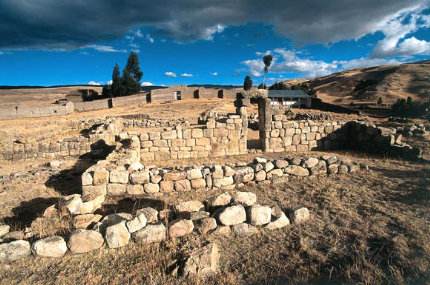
[268, 90, 311, 98]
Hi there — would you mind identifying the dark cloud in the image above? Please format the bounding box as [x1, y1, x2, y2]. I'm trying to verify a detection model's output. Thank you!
[0, 0, 428, 49]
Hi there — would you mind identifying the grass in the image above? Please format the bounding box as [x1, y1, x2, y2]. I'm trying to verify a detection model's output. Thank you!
[1, 152, 430, 284]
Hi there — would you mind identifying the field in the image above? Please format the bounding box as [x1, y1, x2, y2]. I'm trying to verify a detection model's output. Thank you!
[0, 97, 430, 284]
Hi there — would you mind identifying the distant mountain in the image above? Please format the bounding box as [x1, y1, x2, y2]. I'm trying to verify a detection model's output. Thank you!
[281, 59, 430, 105]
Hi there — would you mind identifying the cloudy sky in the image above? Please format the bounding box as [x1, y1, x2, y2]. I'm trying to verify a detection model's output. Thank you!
[0, 0, 429, 86]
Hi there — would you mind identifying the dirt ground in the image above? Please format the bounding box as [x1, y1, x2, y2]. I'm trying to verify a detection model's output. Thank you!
[0, 98, 430, 284]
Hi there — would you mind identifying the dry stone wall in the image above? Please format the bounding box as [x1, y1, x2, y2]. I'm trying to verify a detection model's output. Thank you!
[0, 102, 74, 120]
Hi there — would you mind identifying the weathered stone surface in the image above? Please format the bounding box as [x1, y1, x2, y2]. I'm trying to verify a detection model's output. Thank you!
[233, 191, 257, 206]
[160, 180, 174, 192]
[211, 226, 232, 237]
[175, 201, 205, 213]
[233, 167, 254, 183]
[266, 169, 283, 180]
[107, 184, 127, 196]
[265, 206, 290, 230]
[80, 194, 105, 215]
[110, 169, 129, 184]
[291, 207, 310, 224]
[338, 164, 349, 174]
[213, 176, 234, 188]
[130, 171, 150, 184]
[302, 157, 319, 168]
[144, 183, 160, 193]
[0, 240, 31, 263]
[232, 223, 257, 237]
[187, 169, 203, 180]
[264, 161, 275, 172]
[224, 166, 235, 177]
[31, 236, 67, 258]
[81, 172, 93, 186]
[132, 224, 166, 244]
[1, 231, 24, 242]
[175, 179, 191, 191]
[275, 160, 289, 169]
[328, 164, 339, 174]
[128, 162, 144, 172]
[126, 213, 147, 233]
[93, 169, 109, 186]
[183, 243, 220, 278]
[61, 194, 82, 215]
[284, 165, 309, 176]
[216, 205, 246, 226]
[0, 225, 10, 237]
[126, 184, 144, 195]
[163, 171, 187, 181]
[248, 205, 271, 226]
[136, 208, 158, 224]
[191, 178, 206, 189]
[206, 192, 232, 208]
[73, 214, 103, 229]
[195, 218, 217, 235]
[254, 157, 267, 164]
[178, 211, 210, 220]
[169, 219, 194, 238]
[67, 230, 104, 254]
[212, 165, 224, 179]
[255, 170, 266, 181]
[309, 160, 327, 176]
[105, 222, 130, 249]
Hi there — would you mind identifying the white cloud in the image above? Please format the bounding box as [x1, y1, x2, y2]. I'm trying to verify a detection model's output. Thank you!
[106, 80, 113, 85]
[211, 72, 218, 76]
[370, 6, 430, 58]
[88, 81, 101, 86]
[161, 84, 166, 87]
[181, 73, 193, 77]
[146, 34, 154, 43]
[141, 81, 155, 86]
[134, 29, 143, 38]
[87, 45, 127, 53]
[335, 57, 402, 70]
[165, 72, 177, 77]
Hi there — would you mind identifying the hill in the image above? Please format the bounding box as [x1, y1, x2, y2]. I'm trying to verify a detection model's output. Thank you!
[282, 60, 430, 105]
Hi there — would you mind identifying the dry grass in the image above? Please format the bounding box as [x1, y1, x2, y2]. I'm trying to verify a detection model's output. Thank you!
[1, 150, 430, 284]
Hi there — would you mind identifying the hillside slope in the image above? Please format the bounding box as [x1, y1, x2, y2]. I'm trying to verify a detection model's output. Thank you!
[284, 60, 430, 105]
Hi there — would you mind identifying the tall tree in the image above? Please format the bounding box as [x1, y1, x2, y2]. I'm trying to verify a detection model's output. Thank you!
[262, 54, 273, 89]
[243, 75, 253, 90]
[124, 51, 143, 91]
[121, 68, 137, 96]
[110, 64, 122, 97]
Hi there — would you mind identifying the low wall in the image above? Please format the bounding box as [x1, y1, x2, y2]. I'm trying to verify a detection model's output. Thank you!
[0, 102, 74, 120]
[134, 114, 247, 161]
[74, 99, 110, 112]
[312, 98, 360, 115]
[0, 118, 123, 161]
[112, 95, 147, 107]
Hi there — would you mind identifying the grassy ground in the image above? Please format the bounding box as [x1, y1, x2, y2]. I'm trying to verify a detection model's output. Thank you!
[1, 150, 430, 284]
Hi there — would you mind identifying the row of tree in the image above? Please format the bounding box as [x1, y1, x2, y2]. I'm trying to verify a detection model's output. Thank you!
[102, 52, 143, 98]
[392, 96, 430, 119]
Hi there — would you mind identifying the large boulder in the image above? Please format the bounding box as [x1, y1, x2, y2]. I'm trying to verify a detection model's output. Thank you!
[216, 205, 246, 226]
[284, 165, 309, 176]
[132, 224, 166, 244]
[105, 222, 130, 249]
[0, 240, 31, 263]
[183, 243, 220, 278]
[168, 219, 194, 238]
[31, 236, 67, 258]
[67, 229, 104, 254]
[126, 212, 147, 233]
[248, 205, 271, 226]
[233, 192, 257, 206]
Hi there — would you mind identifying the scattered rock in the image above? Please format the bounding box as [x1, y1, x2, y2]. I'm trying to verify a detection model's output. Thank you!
[105, 222, 130, 249]
[168, 219, 194, 238]
[0, 240, 31, 263]
[183, 243, 220, 278]
[195, 218, 217, 235]
[232, 223, 257, 237]
[233, 192, 257, 206]
[291, 207, 310, 224]
[136, 207, 159, 224]
[31, 236, 67, 258]
[73, 214, 103, 229]
[216, 205, 246, 226]
[0, 225, 10, 237]
[126, 213, 147, 233]
[132, 224, 166, 244]
[284, 165, 309, 176]
[206, 192, 232, 208]
[175, 201, 205, 213]
[67, 230, 104, 254]
[248, 205, 271, 226]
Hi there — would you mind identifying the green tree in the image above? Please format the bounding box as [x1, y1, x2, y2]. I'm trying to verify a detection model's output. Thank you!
[102, 84, 111, 98]
[243, 75, 253, 91]
[121, 69, 137, 96]
[110, 64, 122, 97]
[124, 51, 143, 91]
[377, 97, 383, 106]
[262, 54, 273, 89]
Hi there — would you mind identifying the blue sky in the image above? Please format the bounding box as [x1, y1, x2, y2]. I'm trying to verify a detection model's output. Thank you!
[0, 0, 429, 87]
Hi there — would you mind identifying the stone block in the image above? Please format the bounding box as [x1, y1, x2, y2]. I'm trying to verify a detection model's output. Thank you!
[107, 184, 127, 196]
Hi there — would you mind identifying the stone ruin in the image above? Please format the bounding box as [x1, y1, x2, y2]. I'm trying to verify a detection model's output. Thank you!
[0, 89, 424, 278]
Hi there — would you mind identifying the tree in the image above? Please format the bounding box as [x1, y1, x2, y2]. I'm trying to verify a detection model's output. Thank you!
[258, 83, 266, 89]
[110, 64, 122, 97]
[121, 69, 137, 96]
[262, 54, 273, 89]
[102, 84, 111, 98]
[124, 51, 143, 91]
[243, 76, 253, 90]
[377, 97, 383, 106]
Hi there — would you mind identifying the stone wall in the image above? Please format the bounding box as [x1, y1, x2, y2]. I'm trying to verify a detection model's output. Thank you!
[134, 114, 247, 161]
[74, 99, 110, 112]
[0, 118, 123, 161]
[0, 102, 74, 120]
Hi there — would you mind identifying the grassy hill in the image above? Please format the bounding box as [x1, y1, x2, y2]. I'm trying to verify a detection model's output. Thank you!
[282, 60, 430, 105]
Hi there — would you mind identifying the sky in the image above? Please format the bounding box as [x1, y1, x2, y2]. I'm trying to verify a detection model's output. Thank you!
[0, 0, 429, 87]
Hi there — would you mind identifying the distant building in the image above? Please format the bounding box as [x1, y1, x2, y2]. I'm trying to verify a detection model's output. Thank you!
[149, 85, 240, 102]
[268, 90, 312, 108]
[66, 89, 99, 102]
